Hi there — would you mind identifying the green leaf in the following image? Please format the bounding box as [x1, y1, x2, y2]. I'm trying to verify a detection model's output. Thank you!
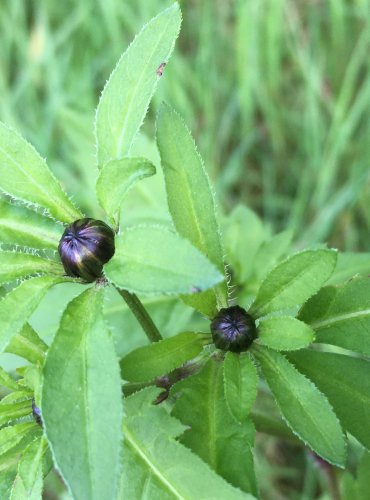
[223, 352, 259, 423]
[356, 451, 370, 500]
[253, 229, 293, 282]
[10, 437, 46, 500]
[0, 400, 32, 427]
[327, 252, 370, 285]
[299, 277, 370, 357]
[0, 252, 63, 286]
[172, 357, 257, 495]
[6, 323, 47, 365]
[121, 332, 206, 383]
[250, 249, 338, 316]
[0, 276, 69, 353]
[95, 4, 182, 166]
[0, 367, 18, 391]
[96, 157, 156, 221]
[0, 123, 82, 222]
[156, 103, 228, 316]
[288, 350, 370, 452]
[104, 225, 224, 295]
[0, 199, 61, 250]
[120, 389, 251, 500]
[256, 316, 315, 351]
[0, 423, 39, 457]
[223, 205, 265, 283]
[253, 347, 346, 466]
[41, 287, 123, 500]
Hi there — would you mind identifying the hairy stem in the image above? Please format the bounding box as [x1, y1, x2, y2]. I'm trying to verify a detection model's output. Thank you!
[116, 287, 163, 343]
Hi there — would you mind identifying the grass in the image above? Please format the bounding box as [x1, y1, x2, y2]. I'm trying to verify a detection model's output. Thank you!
[1, 0, 370, 251]
[1, 1, 370, 497]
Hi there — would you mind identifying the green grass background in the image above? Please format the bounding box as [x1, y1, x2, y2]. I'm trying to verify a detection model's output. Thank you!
[2, 0, 370, 252]
[1, 1, 370, 498]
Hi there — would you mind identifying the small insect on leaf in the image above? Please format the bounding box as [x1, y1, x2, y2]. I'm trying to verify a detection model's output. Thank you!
[156, 62, 167, 76]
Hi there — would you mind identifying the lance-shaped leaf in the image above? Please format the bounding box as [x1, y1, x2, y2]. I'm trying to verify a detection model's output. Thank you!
[0, 123, 82, 222]
[156, 103, 228, 317]
[256, 316, 315, 351]
[41, 287, 123, 500]
[0, 400, 32, 427]
[222, 205, 265, 283]
[96, 157, 155, 221]
[104, 225, 224, 295]
[299, 277, 370, 357]
[0, 276, 69, 353]
[0, 199, 61, 250]
[6, 323, 47, 365]
[223, 352, 259, 424]
[121, 332, 206, 382]
[0, 252, 63, 286]
[254, 347, 346, 466]
[253, 229, 293, 282]
[0, 367, 18, 391]
[10, 437, 47, 500]
[288, 350, 370, 452]
[172, 357, 257, 495]
[95, 4, 182, 166]
[327, 252, 370, 285]
[120, 389, 251, 499]
[250, 249, 337, 317]
[0, 423, 40, 457]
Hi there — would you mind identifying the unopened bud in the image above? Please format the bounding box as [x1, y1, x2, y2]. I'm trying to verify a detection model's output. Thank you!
[58, 218, 115, 282]
[211, 305, 256, 352]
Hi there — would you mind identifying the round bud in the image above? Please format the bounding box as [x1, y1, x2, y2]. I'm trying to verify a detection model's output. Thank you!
[58, 218, 115, 282]
[211, 305, 256, 353]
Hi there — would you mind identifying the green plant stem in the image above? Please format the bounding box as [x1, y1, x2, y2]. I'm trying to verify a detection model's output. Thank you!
[116, 287, 163, 343]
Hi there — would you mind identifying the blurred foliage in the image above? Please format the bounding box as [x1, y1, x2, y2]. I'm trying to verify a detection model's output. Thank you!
[1, 0, 370, 251]
[2, 1, 370, 498]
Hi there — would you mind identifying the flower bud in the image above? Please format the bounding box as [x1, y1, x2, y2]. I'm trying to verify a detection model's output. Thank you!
[32, 399, 42, 426]
[211, 305, 256, 352]
[58, 218, 115, 282]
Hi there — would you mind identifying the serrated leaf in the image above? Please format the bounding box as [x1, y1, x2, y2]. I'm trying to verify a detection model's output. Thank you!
[250, 249, 338, 316]
[288, 350, 370, 452]
[299, 277, 370, 357]
[224, 352, 258, 424]
[120, 391, 252, 500]
[6, 323, 47, 365]
[121, 332, 206, 383]
[96, 157, 156, 220]
[256, 316, 315, 351]
[0, 400, 32, 427]
[0, 123, 82, 222]
[0, 423, 39, 457]
[0, 251, 63, 286]
[254, 347, 346, 466]
[41, 287, 123, 500]
[95, 4, 182, 166]
[104, 225, 224, 295]
[10, 438, 46, 500]
[0, 276, 70, 353]
[156, 103, 228, 316]
[172, 357, 257, 495]
[0, 367, 18, 391]
[0, 199, 61, 250]
[328, 252, 370, 285]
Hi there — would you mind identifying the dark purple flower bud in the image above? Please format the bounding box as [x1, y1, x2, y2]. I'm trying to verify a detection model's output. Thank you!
[211, 305, 256, 352]
[58, 218, 115, 282]
[32, 399, 42, 426]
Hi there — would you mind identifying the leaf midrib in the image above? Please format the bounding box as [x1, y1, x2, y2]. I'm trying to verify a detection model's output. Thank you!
[124, 426, 185, 500]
